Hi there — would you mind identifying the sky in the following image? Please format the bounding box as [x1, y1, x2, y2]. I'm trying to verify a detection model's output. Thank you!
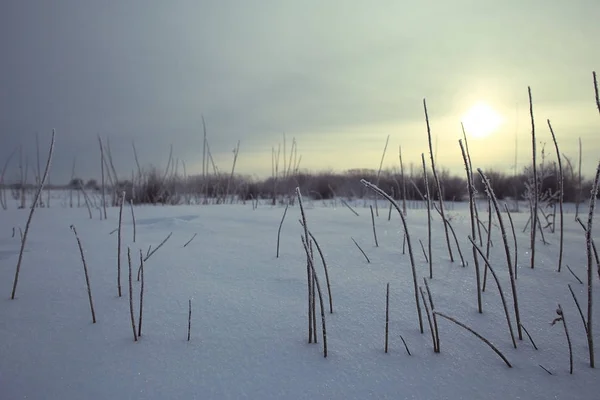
[1, 0, 599, 184]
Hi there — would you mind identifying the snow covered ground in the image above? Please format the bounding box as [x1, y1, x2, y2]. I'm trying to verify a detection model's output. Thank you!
[1, 197, 599, 399]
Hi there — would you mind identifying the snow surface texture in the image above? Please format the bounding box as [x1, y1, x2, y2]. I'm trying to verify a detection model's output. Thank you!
[1, 197, 599, 399]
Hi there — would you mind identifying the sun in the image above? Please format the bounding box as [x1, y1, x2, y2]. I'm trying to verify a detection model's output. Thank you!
[462, 102, 503, 139]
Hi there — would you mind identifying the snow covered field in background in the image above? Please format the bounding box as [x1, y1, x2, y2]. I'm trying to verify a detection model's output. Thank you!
[1, 198, 599, 399]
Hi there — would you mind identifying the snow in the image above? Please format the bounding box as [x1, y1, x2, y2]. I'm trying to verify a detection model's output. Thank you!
[1, 196, 599, 399]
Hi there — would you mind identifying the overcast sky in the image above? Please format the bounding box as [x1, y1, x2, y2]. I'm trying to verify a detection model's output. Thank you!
[1, 0, 599, 184]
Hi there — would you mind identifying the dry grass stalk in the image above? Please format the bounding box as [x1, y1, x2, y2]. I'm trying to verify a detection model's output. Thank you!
[528, 87, 539, 270]
[434, 311, 512, 368]
[461, 126, 484, 247]
[548, 120, 564, 272]
[551, 304, 573, 374]
[296, 188, 315, 344]
[97, 135, 107, 219]
[459, 140, 482, 313]
[276, 204, 289, 258]
[340, 198, 359, 216]
[127, 248, 138, 342]
[399, 146, 407, 216]
[420, 287, 437, 352]
[469, 237, 517, 349]
[301, 235, 328, 357]
[521, 324, 538, 350]
[351, 237, 371, 263]
[11, 130, 55, 300]
[421, 154, 433, 278]
[137, 232, 173, 280]
[432, 203, 467, 267]
[117, 191, 125, 297]
[70, 225, 96, 323]
[183, 233, 197, 248]
[424, 99, 454, 262]
[370, 205, 379, 247]
[568, 284, 587, 334]
[374, 135, 390, 217]
[130, 200, 136, 243]
[503, 204, 518, 280]
[187, 299, 192, 341]
[400, 335, 411, 355]
[304, 228, 333, 313]
[138, 250, 145, 337]
[361, 179, 423, 333]
[477, 169, 522, 341]
[567, 265, 584, 285]
[385, 282, 390, 353]
[419, 239, 429, 264]
[482, 198, 493, 292]
[423, 278, 440, 352]
[585, 161, 600, 368]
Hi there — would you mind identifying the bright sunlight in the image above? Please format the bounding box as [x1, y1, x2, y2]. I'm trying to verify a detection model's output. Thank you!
[462, 102, 503, 138]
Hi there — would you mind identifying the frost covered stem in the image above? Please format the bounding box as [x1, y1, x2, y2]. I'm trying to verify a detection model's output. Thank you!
[434, 311, 512, 368]
[127, 248, 138, 342]
[70, 225, 96, 323]
[385, 282, 390, 353]
[548, 120, 564, 272]
[551, 304, 573, 374]
[187, 299, 192, 341]
[585, 161, 600, 368]
[477, 168, 522, 340]
[117, 191, 125, 297]
[370, 205, 379, 247]
[528, 87, 538, 269]
[11, 130, 55, 300]
[459, 140, 482, 313]
[296, 188, 314, 343]
[424, 99, 454, 262]
[421, 154, 433, 278]
[138, 250, 145, 337]
[503, 204, 518, 280]
[469, 237, 516, 349]
[361, 179, 423, 333]
[276, 204, 289, 258]
[301, 235, 328, 357]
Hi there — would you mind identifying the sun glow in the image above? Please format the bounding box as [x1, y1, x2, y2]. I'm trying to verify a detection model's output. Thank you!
[462, 102, 503, 139]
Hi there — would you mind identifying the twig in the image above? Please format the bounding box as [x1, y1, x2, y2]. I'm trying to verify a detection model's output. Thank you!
[138, 250, 145, 337]
[551, 304, 573, 374]
[370, 205, 379, 247]
[361, 180, 423, 333]
[423, 278, 440, 352]
[420, 287, 437, 352]
[187, 299, 192, 341]
[469, 237, 517, 349]
[351, 237, 371, 263]
[521, 324, 538, 350]
[340, 198, 359, 216]
[137, 232, 173, 280]
[435, 311, 512, 368]
[424, 99, 454, 262]
[400, 335, 411, 356]
[117, 192, 125, 297]
[419, 239, 429, 264]
[130, 200, 136, 243]
[421, 154, 433, 278]
[11, 130, 55, 300]
[276, 204, 289, 258]
[70, 225, 96, 323]
[548, 120, 564, 272]
[459, 139, 482, 313]
[539, 365, 553, 375]
[127, 248, 138, 342]
[385, 282, 390, 353]
[568, 284, 588, 334]
[585, 161, 600, 368]
[183, 233, 197, 248]
[567, 265, 584, 285]
[504, 204, 518, 280]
